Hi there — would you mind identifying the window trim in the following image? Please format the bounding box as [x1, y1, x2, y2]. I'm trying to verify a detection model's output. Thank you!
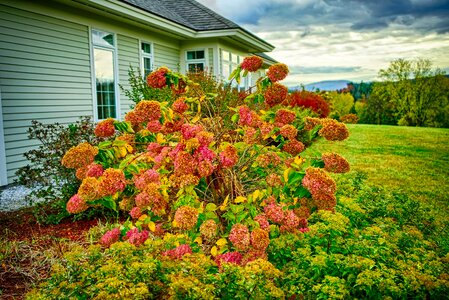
[90, 28, 119, 121]
[140, 40, 154, 78]
[185, 48, 206, 73]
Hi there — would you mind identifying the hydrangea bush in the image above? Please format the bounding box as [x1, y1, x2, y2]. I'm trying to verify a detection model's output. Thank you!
[61, 57, 349, 260]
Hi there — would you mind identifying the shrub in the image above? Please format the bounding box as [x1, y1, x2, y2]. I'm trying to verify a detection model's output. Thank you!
[340, 113, 359, 124]
[15, 117, 100, 223]
[288, 90, 330, 117]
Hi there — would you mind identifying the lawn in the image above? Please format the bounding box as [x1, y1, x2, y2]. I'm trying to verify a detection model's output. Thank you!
[304, 124, 449, 210]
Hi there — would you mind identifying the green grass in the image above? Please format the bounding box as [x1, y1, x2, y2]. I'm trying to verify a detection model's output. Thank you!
[305, 124, 449, 210]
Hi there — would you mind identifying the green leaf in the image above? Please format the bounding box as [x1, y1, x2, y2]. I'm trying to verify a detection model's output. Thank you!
[98, 141, 112, 149]
[205, 203, 217, 212]
[231, 113, 239, 123]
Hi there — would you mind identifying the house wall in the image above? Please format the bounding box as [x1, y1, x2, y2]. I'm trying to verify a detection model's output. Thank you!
[0, 1, 182, 184]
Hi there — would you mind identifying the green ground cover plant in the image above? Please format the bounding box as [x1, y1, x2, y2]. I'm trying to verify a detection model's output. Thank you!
[15, 59, 449, 299]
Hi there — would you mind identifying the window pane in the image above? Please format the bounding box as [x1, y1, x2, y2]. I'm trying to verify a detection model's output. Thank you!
[92, 29, 114, 47]
[94, 48, 116, 119]
[141, 43, 152, 54]
[231, 53, 238, 63]
[143, 57, 152, 77]
[188, 63, 204, 73]
[222, 50, 230, 61]
[187, 51, 195, 60]
[195, 50, 205, 59]
[222, 62, 230, 79]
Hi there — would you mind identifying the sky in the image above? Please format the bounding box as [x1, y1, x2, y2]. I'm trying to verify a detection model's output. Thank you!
[197, 0, 449, 86]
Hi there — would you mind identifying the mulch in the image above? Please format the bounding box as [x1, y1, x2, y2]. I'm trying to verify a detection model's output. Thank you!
[0, 209, 104, 299]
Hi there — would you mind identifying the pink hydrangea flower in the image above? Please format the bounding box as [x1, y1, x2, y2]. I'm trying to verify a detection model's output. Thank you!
[125, 228, 149, 246]
[219, 145, 238, 169]
[66, 194, 89, 214]
[129, 207, 142, 219]
[215, 251, 243, 268]
[146, 120, 162, 133]
[229, 224, 250, 251]
[100, 228, 121, 248]
[86, 163, 104, 178]
[264, 202, 284, 224]
[133, 169, 160, 190]
[240, 56, 263, 72]
[181, 124, 203, 140]
[163, 244, 193, 260]
[172, 97, 189, 114]
[250, 228, 270, 250]
[254, 214, 270, 231]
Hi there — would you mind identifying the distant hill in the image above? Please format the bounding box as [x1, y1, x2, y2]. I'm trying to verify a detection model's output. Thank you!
[291, 80, 351, 92]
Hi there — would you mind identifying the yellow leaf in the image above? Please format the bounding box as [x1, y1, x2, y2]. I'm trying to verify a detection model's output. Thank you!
[284, 168, 292, 183]
[210, 246, 218, 257]
[156, 133, 166, 144]
[294, 156, 305, 166]
[148, 221, 156, 232]
[191, 115, 200, 123]
[119, 146, 127, 157]
[125, 144, 133, 153]
[194, 236, 202, 245]
[234, 196, 246, 203]
[172, 220, 178, 228]
[138, 214, 148, 222]
[220, 195, 229, 211]
[216, 238, 227, 247]
[252, 190, 261, 201]
[175, 241, 180, 247]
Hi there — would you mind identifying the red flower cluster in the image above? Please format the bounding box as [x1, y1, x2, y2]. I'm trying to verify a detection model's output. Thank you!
[219, 145, 239, 169]
[146, 120, 162, 133]
[282, 139, 305, 156]
[264, 83, 288, 107]
[66, 194, 89, 214]
[266, 63, 289, 82]
[125, 228, 149, 246]
[289, 91, 330, 118]
[319, 119, 349, 141]
[94, 118, 116, 137]
[275, 109, 296, 126]
[238, 105, 261, 127]
[304, 117, 322, 131]
[172, 97, 189, 114]
[322, 153, 350, 173]
[86, 163, 104, 178]
[229, 223, 250, 251]
[259, 122, 275, 137]
[163, 244, 193, 260]
[133, 169, 160, 190]
[240, 56, 263, 72]
[147, 67, 169, 88]
[62, 142, 98, 169]
[254, 214, 270, 231]
[174, 206, 198, 230]
[100, 228, 121, 248]
[129, 206, 142, 219]
[215, 252, 243, 268]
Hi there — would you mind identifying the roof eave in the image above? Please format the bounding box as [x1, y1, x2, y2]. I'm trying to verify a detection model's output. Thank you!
[196, 29, 274, 53]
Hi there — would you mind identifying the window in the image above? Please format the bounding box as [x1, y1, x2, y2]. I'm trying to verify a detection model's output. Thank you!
[186, 50, 205, 72]
[92, 29, 117, 120]
[220, 50, 252, 90]
[141, 42, 153, 77]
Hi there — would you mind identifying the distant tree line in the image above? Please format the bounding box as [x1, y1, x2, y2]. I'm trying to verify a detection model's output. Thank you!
[343, 58, 449, 128]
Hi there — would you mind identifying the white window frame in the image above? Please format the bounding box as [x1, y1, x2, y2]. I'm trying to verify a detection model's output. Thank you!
[221, 49, 251, 90]
[140, 40, 154, 78]
[186, 49, 206, 73]
[90, 28, 119, 121]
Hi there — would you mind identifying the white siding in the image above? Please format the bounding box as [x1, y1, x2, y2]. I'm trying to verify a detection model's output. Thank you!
[154, 43, 180, 71]
[117, 34, 139, 118]
[0, 4, 92, 182]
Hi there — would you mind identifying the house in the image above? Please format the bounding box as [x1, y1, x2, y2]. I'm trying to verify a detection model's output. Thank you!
[0, 0, 276, 185]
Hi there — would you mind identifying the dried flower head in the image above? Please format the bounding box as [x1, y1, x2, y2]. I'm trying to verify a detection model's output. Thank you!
[78, 176, 99, 201]
[266, 173, 283, 187]
[146, 120, 162, 133]
[98, 168, 126, 197]
[100, 228, 121, 248]
[125, 228, 149, 246]
[199, 219, 218, 239]
[174, 206, 199, 230]
[282, 139, 305, 156]
[240, 56, 263, 72]
[267, 63, 289, 82]
[129, 206, 142, 219]
[172, 97, 189, 114]
[264, 83, 288, 107]
[62, 142, 98, 169]
[302, 167, 337, 197]
[280, 124, 298, 140]
[322, 153, 350, 173]
[147, 66, 169, 88]
[133, 169, 160, 190]
[215, 251, 243, 268]
[319, 118, 349, 141]
[229, 224, 250, 251]
[275, 109, 296, 126]
[86, 163, 104, 178]
[304, 117, 322, 131]
[94, 118, 115, 137]
[219, 145, 239, 168]
[134, 100, 162, 123]
[163, 244, 193, 260]
[264, 202, 284, 224]
[197, 160, 214, 177]
[250, 228, 270, 250]
[254, 214, 270, 231]
[66, 194, 89, 214]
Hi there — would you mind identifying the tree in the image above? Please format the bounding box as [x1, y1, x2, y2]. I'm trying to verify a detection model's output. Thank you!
[326, 91, 354, 120]
[374, 58, 449, 127]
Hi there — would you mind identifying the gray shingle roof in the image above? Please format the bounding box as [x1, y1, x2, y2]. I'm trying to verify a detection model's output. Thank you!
[121, 0, 240, 31]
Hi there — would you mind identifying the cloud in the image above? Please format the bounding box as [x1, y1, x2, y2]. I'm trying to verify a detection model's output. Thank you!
[289, 66, 363, 74]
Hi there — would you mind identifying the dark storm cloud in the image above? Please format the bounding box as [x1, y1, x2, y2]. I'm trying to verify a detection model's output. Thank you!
[211, 0, 449, 34]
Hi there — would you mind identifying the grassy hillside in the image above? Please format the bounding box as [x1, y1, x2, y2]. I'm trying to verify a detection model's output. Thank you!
[305, 124, 449, 209]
